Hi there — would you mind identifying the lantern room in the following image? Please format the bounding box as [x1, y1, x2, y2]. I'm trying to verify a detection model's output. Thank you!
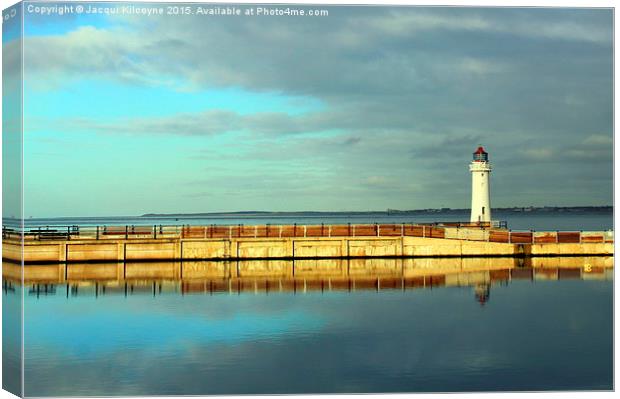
[473, 146, 488, 162]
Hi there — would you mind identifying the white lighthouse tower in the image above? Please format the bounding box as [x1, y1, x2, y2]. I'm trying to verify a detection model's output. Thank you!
[470, 146, 492, 224]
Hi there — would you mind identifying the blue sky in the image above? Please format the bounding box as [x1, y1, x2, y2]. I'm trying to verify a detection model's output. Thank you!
[3, 2, 614, 217]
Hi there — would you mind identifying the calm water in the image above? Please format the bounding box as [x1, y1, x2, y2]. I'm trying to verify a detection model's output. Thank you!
[3, 258, 614, 395]
[13, 210, 614, 231]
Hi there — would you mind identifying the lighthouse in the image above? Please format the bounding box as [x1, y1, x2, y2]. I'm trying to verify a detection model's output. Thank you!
[470, 146, 492, 223]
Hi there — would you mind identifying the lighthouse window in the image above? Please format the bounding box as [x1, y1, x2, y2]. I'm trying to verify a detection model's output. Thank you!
[482, 207, 485, 215]
[473, 152, 488, 162]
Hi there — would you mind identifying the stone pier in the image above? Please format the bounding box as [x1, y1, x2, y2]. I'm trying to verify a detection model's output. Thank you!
[2, 230, 614, 264]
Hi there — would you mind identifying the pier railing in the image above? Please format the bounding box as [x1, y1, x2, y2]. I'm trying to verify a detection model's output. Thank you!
[3, 222, 613, 244]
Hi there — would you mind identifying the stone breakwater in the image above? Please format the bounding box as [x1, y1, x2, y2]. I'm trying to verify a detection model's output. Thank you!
[1, 224, 614, 263]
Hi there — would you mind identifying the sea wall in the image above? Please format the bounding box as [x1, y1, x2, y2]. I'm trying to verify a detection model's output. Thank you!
[2, 234, 614, 263]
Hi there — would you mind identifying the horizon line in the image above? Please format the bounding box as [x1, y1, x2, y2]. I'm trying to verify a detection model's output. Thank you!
[4, 205, 614, 221]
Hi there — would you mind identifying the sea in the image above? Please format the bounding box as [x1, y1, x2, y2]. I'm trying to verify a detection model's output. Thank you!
[2, 210, 614, 395]
[13, 209, 616, 232]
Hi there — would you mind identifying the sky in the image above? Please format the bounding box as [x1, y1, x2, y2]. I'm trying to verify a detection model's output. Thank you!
[2, 1, 614, 217]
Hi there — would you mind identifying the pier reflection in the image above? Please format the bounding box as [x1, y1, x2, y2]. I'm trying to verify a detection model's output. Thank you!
[3, 257, 613, 303]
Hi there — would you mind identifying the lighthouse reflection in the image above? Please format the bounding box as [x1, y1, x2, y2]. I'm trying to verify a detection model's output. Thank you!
[474, 283, 491, 305]
[4, 256, 613, 302]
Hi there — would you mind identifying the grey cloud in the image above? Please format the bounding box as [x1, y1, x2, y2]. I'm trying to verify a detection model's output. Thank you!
[358, 9, 611, 44]
[21, 6, 613, 209]
[23, 8, 613, 138]
[342, 136, 362, 146]
[33, 110, 340, 136]
[519, 134, 613, 163]
[3, 39, 22, 87]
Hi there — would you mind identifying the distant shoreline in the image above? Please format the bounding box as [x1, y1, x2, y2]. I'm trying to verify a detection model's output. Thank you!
[140, 206, 612, 218]
[4, 206, 611, 222]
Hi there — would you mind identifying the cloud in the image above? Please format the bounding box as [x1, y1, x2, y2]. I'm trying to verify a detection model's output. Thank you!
[23, 26, 159, 88]
[350, 9, 611, 44]
[582, 134, 613, 147]
[460, 57, 504, 75]
[30, 109, 370, 137]
[364, 176, 389, 187]
[2, 39, 22, 86]
[522, 148, 555, 160]
[21, 8, 611, 94]
[23, 8, 613, 142]
[565, 146, 613, 161]
[519, 134, 612, 163]
[342, 136, 362, 146]
[20, 6, 613, 212]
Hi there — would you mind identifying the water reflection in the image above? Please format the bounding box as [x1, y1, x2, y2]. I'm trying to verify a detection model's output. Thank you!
[3, 257, 613, 395]
[4, 257, 613, 305]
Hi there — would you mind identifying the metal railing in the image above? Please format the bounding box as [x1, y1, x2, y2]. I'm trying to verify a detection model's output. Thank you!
[2, 222, 613, 244]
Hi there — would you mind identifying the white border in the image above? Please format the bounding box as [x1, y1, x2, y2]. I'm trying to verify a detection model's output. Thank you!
[0, 1, 616, 399]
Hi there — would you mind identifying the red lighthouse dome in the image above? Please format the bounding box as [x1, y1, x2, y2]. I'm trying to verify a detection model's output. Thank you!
[473, 146, 488, 162]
